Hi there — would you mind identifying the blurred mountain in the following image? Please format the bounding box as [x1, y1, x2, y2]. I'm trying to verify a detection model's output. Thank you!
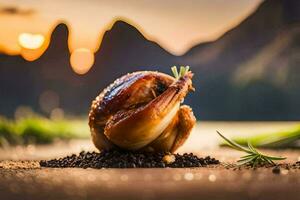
[0, 0, 299, 120]
[182, 0, 300, 120]
[89, 20, 178, 89]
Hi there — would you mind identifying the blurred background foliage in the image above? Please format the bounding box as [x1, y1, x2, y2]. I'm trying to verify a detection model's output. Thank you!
[0, 115, 88, 147]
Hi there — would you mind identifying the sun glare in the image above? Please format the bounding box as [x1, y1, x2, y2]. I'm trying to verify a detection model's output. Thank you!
[18, 33, 45, 50]
[70, 48, 94, 75]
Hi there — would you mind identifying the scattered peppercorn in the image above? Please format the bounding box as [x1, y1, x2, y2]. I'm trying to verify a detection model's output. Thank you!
[272, 166, 281, 174]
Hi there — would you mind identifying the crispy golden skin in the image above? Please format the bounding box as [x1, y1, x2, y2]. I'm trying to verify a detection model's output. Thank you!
[89, 71, 195, 152]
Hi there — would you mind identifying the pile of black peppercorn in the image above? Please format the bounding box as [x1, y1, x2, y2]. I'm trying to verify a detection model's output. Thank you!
[40, 150, 219, 169]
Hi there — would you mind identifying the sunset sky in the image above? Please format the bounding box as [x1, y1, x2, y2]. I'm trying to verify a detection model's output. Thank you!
[0, 0, 263, 73]
[0, 0, 263, 54]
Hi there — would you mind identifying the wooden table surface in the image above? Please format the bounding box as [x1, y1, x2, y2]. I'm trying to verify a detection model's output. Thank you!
[0, 122, 299, 200]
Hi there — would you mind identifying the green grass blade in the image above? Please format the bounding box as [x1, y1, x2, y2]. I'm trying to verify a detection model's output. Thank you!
[217, 131, 252, 153]
[237, 155, 258, 166]
[240, 154, 256, 159]
[171, 66, 179, 79]
[252, 157, 259, 167]
[185, 66, 190, 72]
[263, 155, 286, 160]
[247, 141, 259, 154]
[179, 66, 186, 77]
[261, 156, 274, 165]
[237, 155, 256, 163]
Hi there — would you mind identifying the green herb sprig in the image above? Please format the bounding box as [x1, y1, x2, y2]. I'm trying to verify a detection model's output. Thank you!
[171, 66, 190, 80]
[217, 131, 286, 167]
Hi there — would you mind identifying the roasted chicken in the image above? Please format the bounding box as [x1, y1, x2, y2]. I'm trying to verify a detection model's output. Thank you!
[89, 67, 196, 153]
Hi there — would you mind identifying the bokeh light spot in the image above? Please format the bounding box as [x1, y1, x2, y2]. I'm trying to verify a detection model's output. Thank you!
[18, 33, 45, 50]
[208, 174, 217, 182]
[50, 108, 64, 120]
[184, 172, 194, 181]
[39, 90, 60, 114]
[14, 106, 34, 120]
[70, 48, 94, 75]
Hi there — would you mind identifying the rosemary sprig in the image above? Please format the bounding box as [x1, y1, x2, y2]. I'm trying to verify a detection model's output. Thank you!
[217, 131, 286, 167]
[171, 66, 190, 80]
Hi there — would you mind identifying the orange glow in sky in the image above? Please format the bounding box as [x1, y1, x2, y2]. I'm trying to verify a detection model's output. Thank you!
[18, 32, 47, 61]
[17, 31, 50, 61]
[70, 48, 94, 75]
